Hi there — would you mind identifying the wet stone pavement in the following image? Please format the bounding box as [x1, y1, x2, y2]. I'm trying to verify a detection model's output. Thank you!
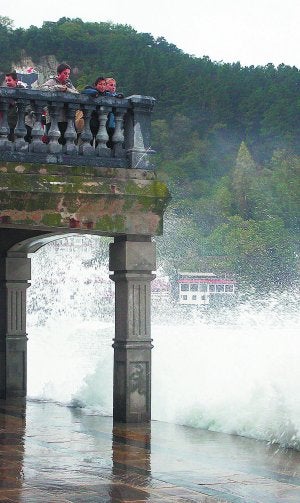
[0, 399, 299, 502]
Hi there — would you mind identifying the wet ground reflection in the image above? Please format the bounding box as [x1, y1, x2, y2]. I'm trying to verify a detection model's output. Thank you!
[0, 399, 299, 502]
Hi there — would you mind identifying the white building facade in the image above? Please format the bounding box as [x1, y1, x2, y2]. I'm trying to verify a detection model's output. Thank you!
[178, 272, 235, 306]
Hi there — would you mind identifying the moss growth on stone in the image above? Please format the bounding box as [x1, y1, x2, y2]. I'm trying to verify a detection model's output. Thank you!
[122, 197, 136, 211]
[41, 213, 62, 226]
[123, 180, 170, 198]
[94, 215, 125, 232]
[0, 163, 170, 236]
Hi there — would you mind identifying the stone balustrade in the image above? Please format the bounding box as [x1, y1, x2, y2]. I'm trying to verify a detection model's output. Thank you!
[0, 88, 155, 170]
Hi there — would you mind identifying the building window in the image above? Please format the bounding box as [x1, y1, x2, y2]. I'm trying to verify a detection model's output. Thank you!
[192, 295, 197, 300]
[182, 295, 187, 300]
[209, 284, 215, 292]
[190, 284, 198, 291]
[216, 284, 225, 293]
[180, 284, 189, 291]
[225, 284, 234, 292]
[199, 284, 207, 292]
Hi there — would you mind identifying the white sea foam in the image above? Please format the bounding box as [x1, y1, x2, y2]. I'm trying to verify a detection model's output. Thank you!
[27, 237, 300, 450]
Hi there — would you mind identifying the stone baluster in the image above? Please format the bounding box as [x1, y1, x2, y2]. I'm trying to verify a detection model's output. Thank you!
[112, 107, 126, 158]
[95, 106, 111, 157]
[47, 102, 64, 153]
[30, 100, 48, 153]
[126, 95, 156, 169]
[109, 237, 156, 423]
[79, 105, 94, 156]
[14, 100, 29, 152]
[0, 100, 12, 151]
[64, 103, 78, 155]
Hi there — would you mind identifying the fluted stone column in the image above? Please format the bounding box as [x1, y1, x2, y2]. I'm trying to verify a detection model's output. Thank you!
[0, 251, 31, 397]
[109, 236, 156, 423]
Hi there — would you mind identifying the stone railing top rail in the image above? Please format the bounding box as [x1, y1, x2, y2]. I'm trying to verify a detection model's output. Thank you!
[0, 88, 156, 170]
[0, 87, 155, 106]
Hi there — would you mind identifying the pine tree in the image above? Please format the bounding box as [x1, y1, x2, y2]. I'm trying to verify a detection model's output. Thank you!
[232, 142, 257, 219]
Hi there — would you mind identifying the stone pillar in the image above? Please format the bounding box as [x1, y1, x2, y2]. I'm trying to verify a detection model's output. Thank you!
[126, 95, 156, 170]
[109, 236, 156, 423]
[0, 251, 31, 398]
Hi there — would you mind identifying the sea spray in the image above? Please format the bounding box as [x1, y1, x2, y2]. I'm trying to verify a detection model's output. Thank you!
[27, 236, 300, 450]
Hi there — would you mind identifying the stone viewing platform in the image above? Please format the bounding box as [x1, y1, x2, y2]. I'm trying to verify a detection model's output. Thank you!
[0, 88, 169, 235]
[0, 87, 155, 170]
[0, 88, 170, 424]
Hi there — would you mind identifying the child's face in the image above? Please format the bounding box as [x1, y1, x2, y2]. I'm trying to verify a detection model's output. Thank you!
[95, 80, 106, 93]
[57, 68, 70, 84]
[106, 80, 116, 93]
[5, 76, 17, 87]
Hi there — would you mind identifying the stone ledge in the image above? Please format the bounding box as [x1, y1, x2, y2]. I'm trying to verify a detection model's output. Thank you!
[0, 163, 170, 236]
[0, 162, 156, 179]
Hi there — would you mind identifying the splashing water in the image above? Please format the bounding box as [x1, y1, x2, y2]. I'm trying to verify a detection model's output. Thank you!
[27, 236, 300, 450]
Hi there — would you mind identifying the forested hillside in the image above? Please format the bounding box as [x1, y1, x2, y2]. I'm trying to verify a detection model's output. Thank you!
[1, 16, 299, 290]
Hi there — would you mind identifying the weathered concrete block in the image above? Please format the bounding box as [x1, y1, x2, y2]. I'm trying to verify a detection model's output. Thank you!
[0, 162, 170, 237]
[109, 241, 156, 271]
[5, 257, 31, 281]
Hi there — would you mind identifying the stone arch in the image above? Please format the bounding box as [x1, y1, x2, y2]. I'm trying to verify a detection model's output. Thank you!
[0, 229, 75, 398]
[0, 228, 156, 422]
[26, 233, 113, 408]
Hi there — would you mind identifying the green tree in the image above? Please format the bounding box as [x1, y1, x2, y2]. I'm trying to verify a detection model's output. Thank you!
[268, 150, 300, 231]
[232, 142, 257, 219]
[0, 16, 13, 29]
[207, 216, 297, 289]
